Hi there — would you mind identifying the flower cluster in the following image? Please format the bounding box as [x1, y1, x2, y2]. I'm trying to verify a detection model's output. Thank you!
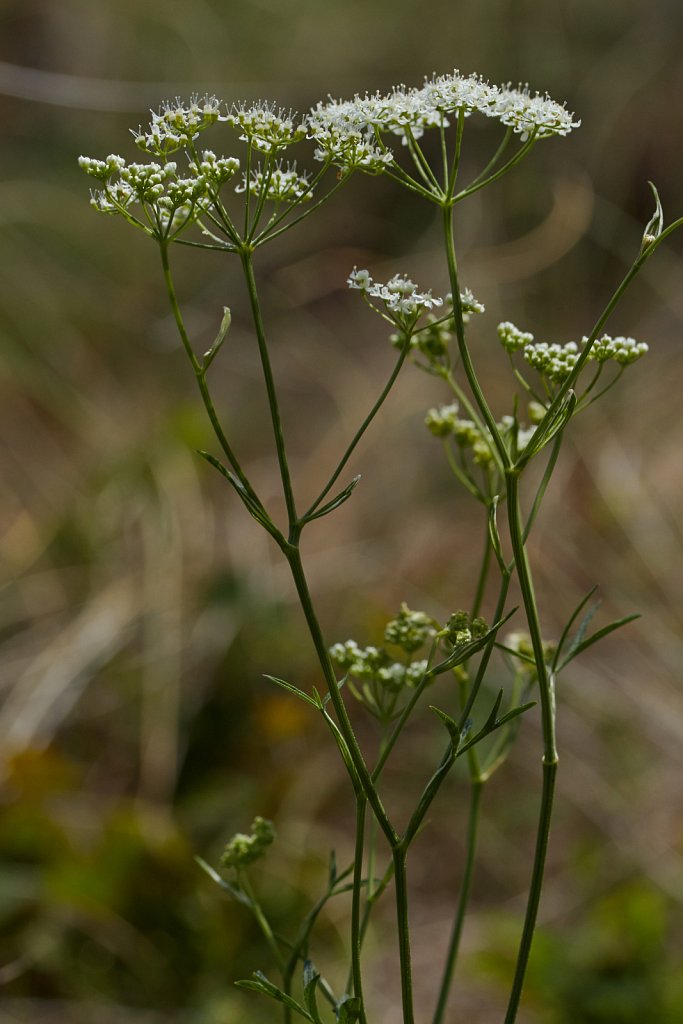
[497, 321, 534, 352]
[79, 154, 212, 235]
[307, 99, 395, 173]
[425, 403, 535, 464]
[132, 94, 223, 156]
[384, 603, 438, 653]
[188, 150, 241, 185]
[225, 102, 306, 154]
[498, 321, 649, 387]
[588, 333, 649, 365]
[309, 70, 579, 168]
[389, 288, 485, 361]
[494, 85, 580, 141]
[329, 640, 429, 692]
[329, 604, 440, 719]
[235, 162, 312, 203]
[522, 340, 581, 383]
[348, 267, 443, 322]
[442, 610, 488, 648]
[220, 816, 276, 870]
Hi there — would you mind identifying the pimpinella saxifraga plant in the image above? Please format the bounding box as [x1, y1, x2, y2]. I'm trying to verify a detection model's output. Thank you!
[80, 70, 681, 1024]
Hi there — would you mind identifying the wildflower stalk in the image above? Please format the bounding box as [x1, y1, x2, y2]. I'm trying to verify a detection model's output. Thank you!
[432, 777, 483, 1024]
[442, 206, 509, 471]
[351, 796, 369, 1024]
[160, 244, 266, 513]
[503, 469, 558, 1022]
[239, 248, 298, 527]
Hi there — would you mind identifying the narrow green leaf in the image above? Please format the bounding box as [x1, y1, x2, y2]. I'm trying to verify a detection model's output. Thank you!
[194, 856, 252, 908]
[303, 476, 361, 523]
[303, 961, 324, 1024]
[518, 389, 576, 467]
[328, 849, 337, 888]
[558, 613, 640, 671]
[202, 305, 232, 369]
[563, 599, 601, 665]
[264, 674, 320, 708]
[429, 705, 460, 744]
[235, 971, 314, 1021]
[642, 181, 663, 249]
[487, 495, 507, 573]
[197, 450, 273, 532]
[456, 694, 536, 758]
[552, 585, 599, 670]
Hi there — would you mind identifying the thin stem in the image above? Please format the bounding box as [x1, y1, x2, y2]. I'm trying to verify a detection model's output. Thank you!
[286, 546, 397, 847]
[239, 871, 286, 973]
[471, 515, 493, 618]
[454, 135, 537, 203]
[350, 797, 369, 1024]
[393, 845, 415, 1024]
[504, 470, 558, 1021]
[240, 249, 298, 528]
[503, 761, 557, 1023]
[432, 779, 483, 1024]
[525, 215, 683, 468]
[443, 207, 510, 471]
[304, 336, 411, 520]
[160, 244, 262, 504]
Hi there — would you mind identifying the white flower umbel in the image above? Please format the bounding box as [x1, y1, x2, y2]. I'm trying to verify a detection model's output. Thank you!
[235, 162, 313, 204]
[308, 99, 395, 173]
[132, 94, 223, 156]
[225, 102, 306, 154]
[588, 333, 649, 365]
[347, 267, 443, 325]
[492, 84, 580, 141]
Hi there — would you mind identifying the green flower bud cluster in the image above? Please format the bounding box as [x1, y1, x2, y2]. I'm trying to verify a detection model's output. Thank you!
[384, 602, 438, 653]
[329, 605, 439, 718]
[443, 610, 488, 648]
[329, 639, 428, 694]
[220, 816, 276, 870]
[424, 402, 494, 464]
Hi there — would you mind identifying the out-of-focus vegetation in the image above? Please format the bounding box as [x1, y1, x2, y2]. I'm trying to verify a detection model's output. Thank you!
[1, 1, 683, 1021]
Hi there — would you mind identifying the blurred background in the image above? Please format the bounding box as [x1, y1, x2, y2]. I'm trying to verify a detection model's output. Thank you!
[1, 0, 683, 1021]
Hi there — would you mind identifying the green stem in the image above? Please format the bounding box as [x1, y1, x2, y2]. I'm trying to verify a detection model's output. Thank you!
[393, 845, 415, 1024]
[431, 779, 483, 1024]
[304, 336, 411, 520]
[160, 244, 262, 506]
[503, 761, 557, 1023]
[240, 249, 298, 528]
[471, 515, 492, 619]
[442, 207, 509, 471]
[286, 546, 397, 847]
[504, 470, 558, 1022]
[521, 215, 683, 471]
[351, 797, 369, 1023]
[239, 871, 286, 973]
